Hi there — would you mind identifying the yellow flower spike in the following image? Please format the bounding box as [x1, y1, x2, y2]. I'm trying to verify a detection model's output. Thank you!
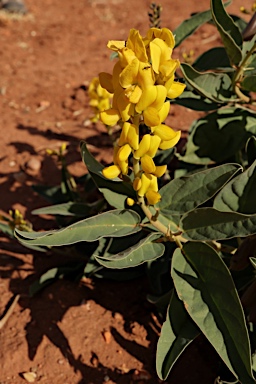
[158, 101, 170, 123]
[107, 40, 126, 51]
[143, 106, 161, 127]
[135, 85, 157, 113]
[138, 173, 151, 196]
[134, 134, 151, 159]
[167, 81, 186, 99]
[124, 85, 142, 104]
[159, 130, 181, 150]
[141, 154, 156, 174]
[151, 85, 167, 110]
[127, 28, 148, 62]
[126, 197, 135, 206]
[133, 177, 142, 191]
[147, 135, 161, 157]
[145, 190, 161, 205]
[99, 72, 114, 94]
[100, 108, 120, 126]
[102, 165, 121, 179]
[119, 58, 140, 88]
[118, 122, 130, 146]
[153, 164, 167, 177]
[117, 144, 132, 162]
[127, 123, 139, 150]
[153, 124, 179, 141]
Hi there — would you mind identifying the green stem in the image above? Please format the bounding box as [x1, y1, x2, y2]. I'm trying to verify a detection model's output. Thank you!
[233, 41, 256, 102]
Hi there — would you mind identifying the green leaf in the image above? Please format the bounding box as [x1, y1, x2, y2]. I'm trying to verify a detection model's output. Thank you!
[15, 209, 141, 247]
[181, 207, 256, 240]
[242, 75, 256, 92]
[214, 160, 256, 214]
[95, 233, 164, 269]
[211, 0, 242, 65]
[158, 163, 242, 218]
[173, 90, 220, 111]
[156, 290, 200, 380]
[80, 142, 135, 209]
[178, 107, 256, 165]
[180, 63, 232, 103]
[193, 47, 231, 71]
[32, 201, 104, 217]
[173, 2, 231, 47]
[172, 242, 254, 383]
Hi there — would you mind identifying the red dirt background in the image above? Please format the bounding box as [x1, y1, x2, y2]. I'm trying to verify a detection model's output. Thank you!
[0, 1, 253, 383]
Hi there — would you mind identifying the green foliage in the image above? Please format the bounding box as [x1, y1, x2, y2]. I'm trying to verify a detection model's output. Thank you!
[12, 1, 256, 383]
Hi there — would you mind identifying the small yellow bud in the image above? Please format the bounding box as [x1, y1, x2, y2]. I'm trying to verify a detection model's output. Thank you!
[138, 173, 151, 197]
[117, 144, 132, 162]
[133, 177, 142, 191]
[159, 130, 181, 150]
[127, 123, 139, 150]
[102, 165, 121, 179]
[118, 122, 130, 146]
[126, 198, 135, 206]
[147, 135, 161, 157]
[153, 124, 178, 141]
[100, 108, 120, 126]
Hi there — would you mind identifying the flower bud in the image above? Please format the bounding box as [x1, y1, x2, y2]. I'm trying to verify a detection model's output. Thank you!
[117, 144, 132, 162]
[137, 173, 151, 196]
[133, 177, 142, 191]
[134, 134, 151, 159]
[102, 165, 121, 179]
[145, 190, 161, 205]
[147, 135, 161, 157]
[126, 197, 135, 206]
[159, 130, 181, 149]
[141, 154, 156, 174]
[153, 164, 167, 177]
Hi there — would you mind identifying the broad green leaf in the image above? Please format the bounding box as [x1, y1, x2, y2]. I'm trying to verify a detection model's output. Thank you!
[193, 47, 231, 71]
[173, 2, 231, 47]
[211, 0, 242, 65]
[80, 141, 135, 209]
[242, 75, 256, 92]
[158, 163, 242, 218]
[172, 242, 254, 383]
[156, 290, 200, 380]
[181, 63, 232, 103]
[32, 201, 104, 217]
[173, 90, 220, 111]
[181, 207, 256, 240]
[15, 209, 141, 246]
[95, 233, 164, 269]
[214, 160, 256, 214]
[178, 107, 256, 165]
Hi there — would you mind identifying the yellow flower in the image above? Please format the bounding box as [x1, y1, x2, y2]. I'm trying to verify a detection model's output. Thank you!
[134, 134, 151, 159]
[158, 130, 181, 149]
[102, 165, 121, 179]
[100, 108, 120, 126]
[145, 190, 161, 205]
[118, 122, 139, 150]
[141, 154, 156, 174]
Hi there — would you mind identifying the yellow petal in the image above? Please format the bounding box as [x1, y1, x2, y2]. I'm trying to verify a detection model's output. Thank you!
[153, 165, 167, 177]
[124, 85, 142, 104]
[160, 59, 179, 78]
[167, 82, 186, 99]
[143, 106, 160, 127]
[119, 48, 137, 67]
[138, 173, 151, 196]
[137, 62, 155, 89]
[148, 174, 158, 192]
[141, 154, 156, 174]
[135, 86, 157, 113]
[133, 177, 142, 191]
[119, 159, 129, 175]
[159, 130, 181, 149]
[145, 190, 161, 205]
[134, 134, 151, 159]
[147, 135, 161, 157]
[158, 101, 170, 123]
[112, 62, 123, 90]
[99, 72, 114, 94]
[107, 40, 126, 51]
[118, 122, 130, 146]
[127, 29, 148, 62]
[116, 92, 133, 122]
[127, 123, 139, 150]
[149, 40, 161, 74]
[151, 85, 167, 110]
[100, 109, 120, 126]
[117, 144, 132, 162]
[119, 58, 140, 88]
[153, 124, 178, 141]
[102, 165, 121, 179]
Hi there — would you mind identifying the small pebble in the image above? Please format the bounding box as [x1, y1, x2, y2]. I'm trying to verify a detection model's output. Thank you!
[26, 158, 41, 172]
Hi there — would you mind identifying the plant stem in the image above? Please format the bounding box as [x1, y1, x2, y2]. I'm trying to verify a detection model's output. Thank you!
[233, 41, 256, 102]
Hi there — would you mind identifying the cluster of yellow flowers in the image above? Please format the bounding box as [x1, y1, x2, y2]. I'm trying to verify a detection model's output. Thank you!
[99, 28, 185, 205]
[88, 77, 113, 123]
